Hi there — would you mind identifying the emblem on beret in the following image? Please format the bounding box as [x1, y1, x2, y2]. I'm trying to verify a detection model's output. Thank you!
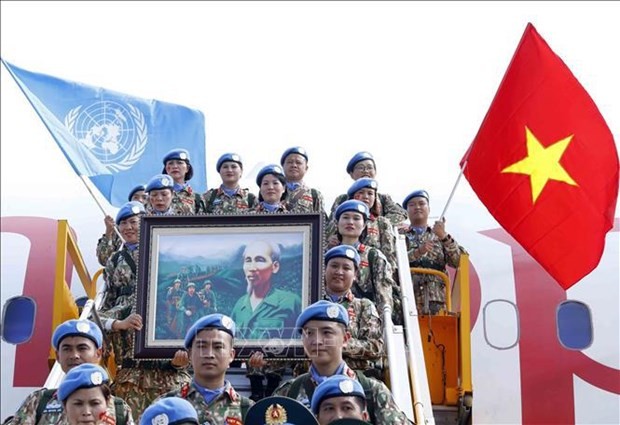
[345, 248, 355, 259]
[221, 315, 234, 330]
[90, 371, 103, 385]
[178, 152, 188, 160]
[356, 204, 366, 213]
[274, 165, 283, 174]
[231, 154, 240, 162]
[131, 205, 141, 214]
[265, 403, 287, 424]
[76, 321, 91, 333]
[326, 305, 340, 319]
[160, 177, 169, 186]
[151, 413, 169, 425]
[370, 181, 377, 189]
[339, 379, 355, 394]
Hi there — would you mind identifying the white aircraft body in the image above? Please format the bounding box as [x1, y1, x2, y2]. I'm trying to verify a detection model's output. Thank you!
[1, 2, 619, 424]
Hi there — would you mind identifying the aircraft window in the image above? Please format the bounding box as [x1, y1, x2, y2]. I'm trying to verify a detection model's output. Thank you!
[483, 299, 519, 350]
[556, 300, 593, 350]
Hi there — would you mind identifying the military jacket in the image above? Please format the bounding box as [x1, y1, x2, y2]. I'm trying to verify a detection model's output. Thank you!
[7, 388, 135, 425]
[330, 192, 408, 225]
[353, 243, 396, 317]
[273, 362, 412, 424]
[198, 289, 217, 313]
[285, 182, 325, 215]
[325, 214, 397, 270]
[172, 185, 202, 214]
[250, 203, 288, 214]
[158, 381, 253, 425]
[404, 227, 466, 306]
[231, 287, 301, 340]
[202, 187, 257, 214]
[96, 232, 122, 267]
[323, 291, 384, 371]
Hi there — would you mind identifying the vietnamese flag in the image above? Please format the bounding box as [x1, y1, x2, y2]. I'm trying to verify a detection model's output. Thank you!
[461, 23, 619, 289]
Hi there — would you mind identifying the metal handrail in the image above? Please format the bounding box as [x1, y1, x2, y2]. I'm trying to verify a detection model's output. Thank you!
[409, 267, 452, 313]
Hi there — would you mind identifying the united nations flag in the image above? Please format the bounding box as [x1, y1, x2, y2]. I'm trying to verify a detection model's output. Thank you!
[1, 59, 206, 206]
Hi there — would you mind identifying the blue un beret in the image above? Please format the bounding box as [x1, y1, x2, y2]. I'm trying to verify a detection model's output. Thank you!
[127, 184, 147, 202]
[140, 397, 199, 425]
[162, 148, 194, 181]
[403, 190, 430, 208]
[324, 245, 360, 268]
[115, 201, 146, 225]
[346, 178, 378, 199]
[184, 314, 236, 349]
[280, 146, 309, 165]
[58, 364, 109, 402]
[146, 174, 175, 193]
[334, 200, 370, 222]
[346, 152, 375, 174]
[216, 153, 243, 172]
[52, 319, 103, 351]
[256, 164, 286, 187]
[310, 375, 366, 414]
[295, 300, 349, 334]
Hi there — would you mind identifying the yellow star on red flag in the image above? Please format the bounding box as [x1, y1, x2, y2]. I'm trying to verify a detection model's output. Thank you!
[502, 126, 578, 203]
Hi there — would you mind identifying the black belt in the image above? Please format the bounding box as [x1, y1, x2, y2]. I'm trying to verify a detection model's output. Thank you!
[121, 359, 174, 371]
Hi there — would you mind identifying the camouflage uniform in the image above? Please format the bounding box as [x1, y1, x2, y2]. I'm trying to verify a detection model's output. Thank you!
[250, 203, 288, 214]
[273, 362, 412, 424]
[352, 243, 401, 323]
[7, 389, 135, 425]
[177, 291, 205, 336]
[330, 192, 408, 225]
[202, 186, 258, 214]
[101, 246, 191, 416]
[285, 183, 326, 216]
[404, 227, 466, 314]
[325, 214, 398, 270]
[172, 186, 203, 214]
[323, 290, 384, 371]
[157, 381, 254, 425]
[96, 232, 121, 267]
[166, 286, 184, 323]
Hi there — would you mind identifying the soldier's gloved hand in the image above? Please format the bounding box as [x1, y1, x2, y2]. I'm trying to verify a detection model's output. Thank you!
[171, 349, 190, 368]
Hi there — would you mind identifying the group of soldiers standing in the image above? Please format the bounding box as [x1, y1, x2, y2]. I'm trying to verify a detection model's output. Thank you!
[6, 146, 467, 424]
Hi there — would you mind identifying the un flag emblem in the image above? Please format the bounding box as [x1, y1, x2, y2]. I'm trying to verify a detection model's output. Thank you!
[64, 100, 147, 172]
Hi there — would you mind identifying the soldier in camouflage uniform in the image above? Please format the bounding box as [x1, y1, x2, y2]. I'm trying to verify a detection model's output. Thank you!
[203, 153, 258, 214]
[95, 184, 147, 267]
[333, 200, 401, 324]
[156, 314, 254, 424]
[401, 190, 467, 315]
[167, 279, 185, 327]
[57, 364, 134, 425]
[326, 177, 398, 270]
[145, 174, 179, 216]
[100, 202, 191, 417]
[329, 151, 408, 228]
[273, 301, 413, 424]
[323, 245, 384, 373]
[6, 319, 104, 425]
[279, 147, 326, 218]
[311, 375, 370, 424]
[250, 165, 289, 213]
[162, 148, 204, 214]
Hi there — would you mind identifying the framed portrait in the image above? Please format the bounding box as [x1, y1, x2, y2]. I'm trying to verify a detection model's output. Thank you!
[134, 213, 323, 360]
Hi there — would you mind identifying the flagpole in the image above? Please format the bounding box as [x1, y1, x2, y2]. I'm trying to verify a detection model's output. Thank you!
[79, 175, 126, 243]
[439, 161, 467, 221]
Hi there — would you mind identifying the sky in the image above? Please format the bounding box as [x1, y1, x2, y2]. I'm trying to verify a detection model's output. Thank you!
[2, 1, 619, 216]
